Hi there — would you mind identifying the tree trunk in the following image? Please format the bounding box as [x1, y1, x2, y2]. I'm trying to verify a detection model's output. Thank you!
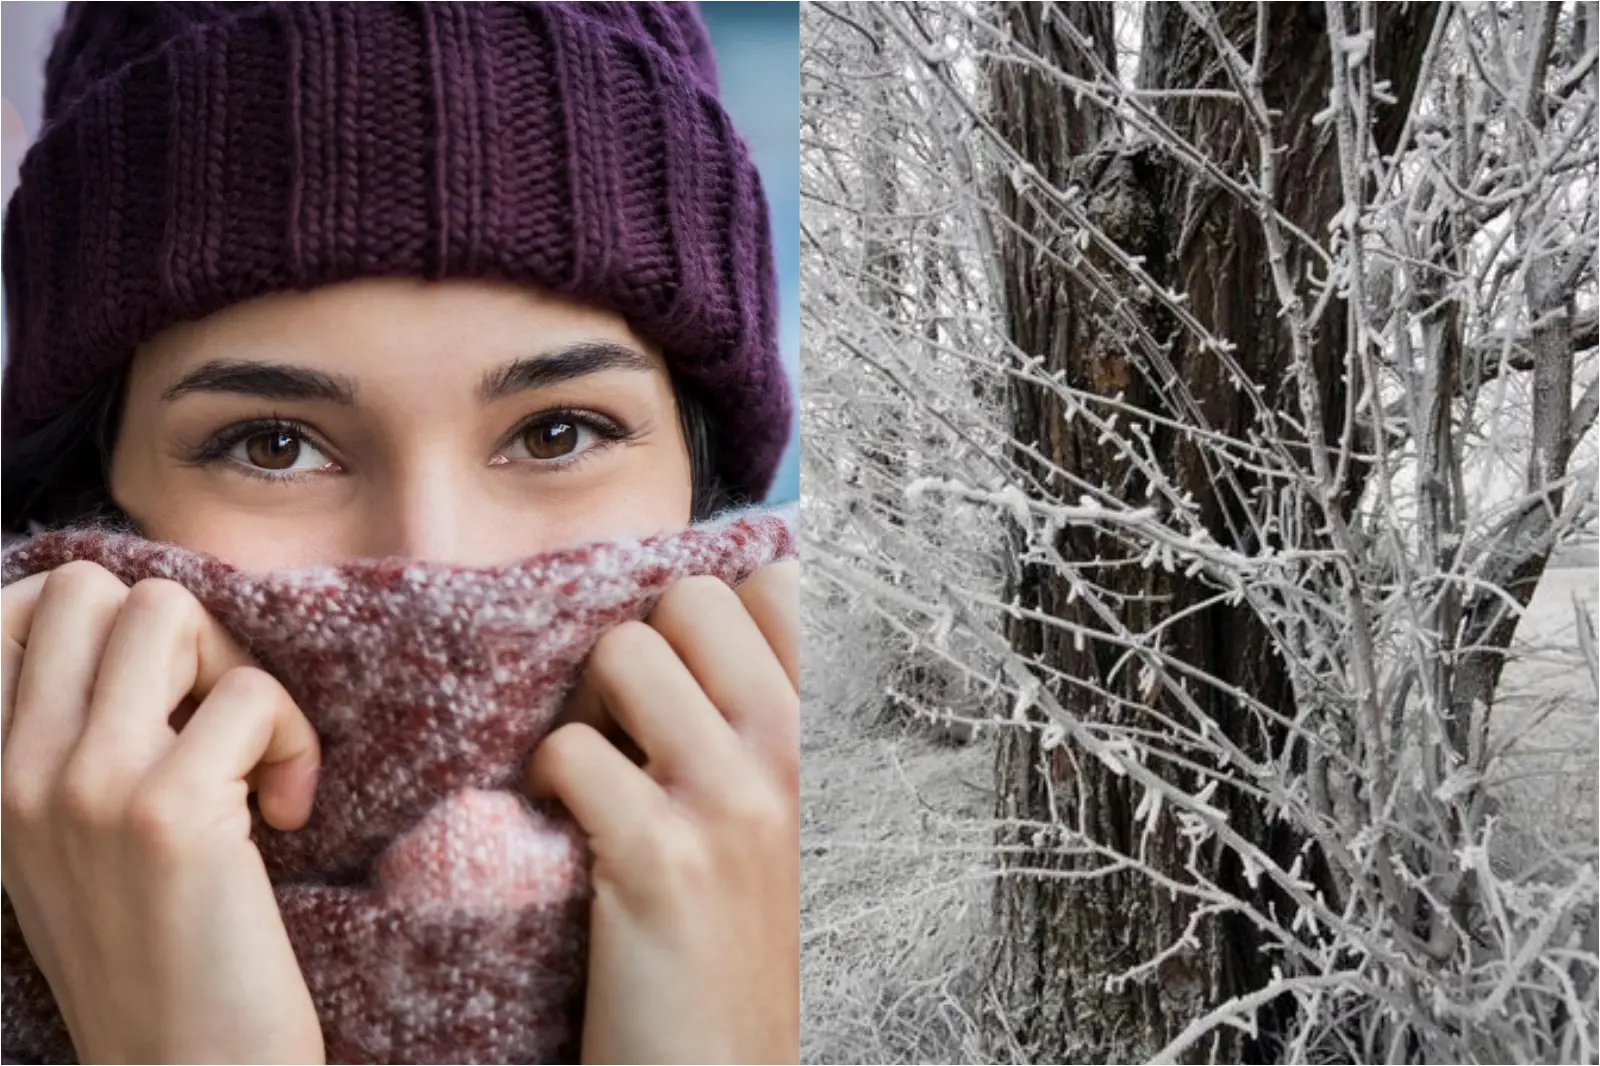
[989, 4, 1437, 1061]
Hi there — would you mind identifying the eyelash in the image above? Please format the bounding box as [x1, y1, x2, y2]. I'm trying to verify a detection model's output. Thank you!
[185, 410, 637, 484]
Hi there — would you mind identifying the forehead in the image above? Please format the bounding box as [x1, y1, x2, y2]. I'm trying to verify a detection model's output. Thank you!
[129, 277, 668, 388]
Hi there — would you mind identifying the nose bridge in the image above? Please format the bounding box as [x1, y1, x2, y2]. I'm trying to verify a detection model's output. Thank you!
[368, 450, 469, 564]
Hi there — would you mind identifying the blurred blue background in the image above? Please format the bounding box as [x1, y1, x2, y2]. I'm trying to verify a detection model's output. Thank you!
[699, 2, 800, 503]
[1, 1, 799, 504]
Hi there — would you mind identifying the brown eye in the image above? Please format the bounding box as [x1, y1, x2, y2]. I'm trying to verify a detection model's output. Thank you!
[212, 421, 332, 479]
[523, 419, 579, 460]
[244, 429, 302, 470]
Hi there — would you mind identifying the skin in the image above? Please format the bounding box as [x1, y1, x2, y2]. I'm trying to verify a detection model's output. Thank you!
[108, 276, 693, 568]
[0, 277, 800, 1064]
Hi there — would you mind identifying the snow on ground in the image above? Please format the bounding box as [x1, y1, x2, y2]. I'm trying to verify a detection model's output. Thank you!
[800, 631, 1001, 1065]
[1490, 543, 1599, 869]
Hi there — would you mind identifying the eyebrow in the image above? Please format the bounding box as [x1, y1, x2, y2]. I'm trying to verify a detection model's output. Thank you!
[161, 360, 357, 404]
[476, 341, 655, 403]
[159, 341, 655, 406]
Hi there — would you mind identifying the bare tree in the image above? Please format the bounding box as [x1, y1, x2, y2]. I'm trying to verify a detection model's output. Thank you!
[803, 2, 1597, 1063]
[988, 4, 1437, 1059]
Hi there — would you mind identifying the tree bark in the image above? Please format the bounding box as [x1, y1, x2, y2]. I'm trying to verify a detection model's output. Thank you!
[989, 4, 1438, 1061]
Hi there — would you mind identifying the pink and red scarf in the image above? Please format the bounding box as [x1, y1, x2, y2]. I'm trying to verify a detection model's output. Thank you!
[1, 511, 796, 1064]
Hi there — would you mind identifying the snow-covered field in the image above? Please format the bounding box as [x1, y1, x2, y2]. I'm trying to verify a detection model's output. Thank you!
[1490, 546, 1598, 869]
[800, 642, 999, 1065]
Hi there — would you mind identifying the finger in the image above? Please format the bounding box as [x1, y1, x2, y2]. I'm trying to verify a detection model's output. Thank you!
[1, 571, 51, 745]
[733, 563, 801, 785]
[524, 722, 670, 844]
[734, 561, 800, 693]
[553, 666, 645, 767]
[569, 621, 742, 783]
[552, 688, 648, 767]
[152, 666, 321, 830]
[73, 578, 254, 776]
[646, 575, 796, 758]
[4, 564, 129, 781]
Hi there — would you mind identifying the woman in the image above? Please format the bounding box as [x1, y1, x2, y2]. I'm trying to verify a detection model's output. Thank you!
[0, 3, 797, 1063]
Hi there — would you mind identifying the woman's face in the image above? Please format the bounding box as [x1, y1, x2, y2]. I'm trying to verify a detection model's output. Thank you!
[109, 277, 693, 571]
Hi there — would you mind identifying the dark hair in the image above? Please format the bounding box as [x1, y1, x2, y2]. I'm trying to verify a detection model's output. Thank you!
[2, 367, 739, 538]
[679, 379, 741, 521]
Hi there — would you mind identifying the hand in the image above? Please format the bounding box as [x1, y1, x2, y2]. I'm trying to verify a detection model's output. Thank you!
[526, 560, 800, 1065]
[1, 562, 325, 1064]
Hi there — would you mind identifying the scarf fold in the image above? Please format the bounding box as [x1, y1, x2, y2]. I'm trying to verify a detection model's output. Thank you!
[0, 510, 797, 1064]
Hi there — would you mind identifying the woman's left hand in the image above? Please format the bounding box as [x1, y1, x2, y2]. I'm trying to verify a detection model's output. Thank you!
[525, 560, 799, 1065]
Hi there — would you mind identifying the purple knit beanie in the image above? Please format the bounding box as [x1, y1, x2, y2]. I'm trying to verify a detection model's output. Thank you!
[2, 1, 788, 503]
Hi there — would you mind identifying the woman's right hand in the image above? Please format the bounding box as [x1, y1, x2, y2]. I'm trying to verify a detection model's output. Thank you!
[1, 561, 325, 1064]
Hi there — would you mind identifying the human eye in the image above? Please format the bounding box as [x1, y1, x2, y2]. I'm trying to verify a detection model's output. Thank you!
[187, 417, 340, 483]
[497, 409, 638, 469]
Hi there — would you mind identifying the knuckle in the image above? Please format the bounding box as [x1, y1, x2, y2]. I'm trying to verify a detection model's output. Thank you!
[213, 664, 281, 706]
[123, 780, 192, 852]
[1, 774, 47, 827]
[771, 747, 801, 797]
[42, 560, 128, 604]
[748, 560, 800, 596]
[51, 765, 118, 830]
[590, 620, 660, 670]
[656, 574, 736, 620]
[634, 822, 714, 886]
[123, 578, 203, 629]
[723, 781, 796, 842]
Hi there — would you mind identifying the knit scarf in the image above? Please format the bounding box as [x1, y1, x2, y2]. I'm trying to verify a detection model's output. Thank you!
[0, 510, 796, 1064]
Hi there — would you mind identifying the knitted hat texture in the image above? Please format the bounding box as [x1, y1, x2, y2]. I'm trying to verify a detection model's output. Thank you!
[2, 1, 788, 501]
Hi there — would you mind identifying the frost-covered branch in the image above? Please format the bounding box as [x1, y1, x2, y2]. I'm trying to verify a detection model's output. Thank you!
[803, 2, 1597, 1061]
